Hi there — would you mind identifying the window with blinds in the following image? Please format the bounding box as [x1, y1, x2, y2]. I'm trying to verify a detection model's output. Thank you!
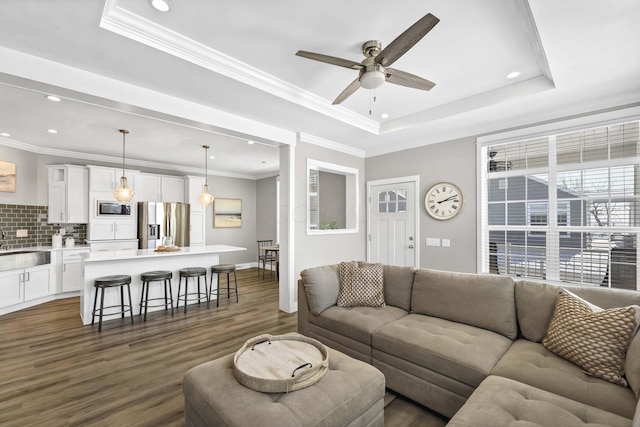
[308, 170, 319, 230]
[480, 120, 639, 290]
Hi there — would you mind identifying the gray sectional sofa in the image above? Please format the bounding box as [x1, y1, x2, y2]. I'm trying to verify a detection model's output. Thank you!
[297, 264, 640, 426]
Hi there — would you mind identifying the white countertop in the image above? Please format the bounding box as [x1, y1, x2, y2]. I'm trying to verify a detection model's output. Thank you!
[1, 245, 90, 252]
[80, 244, 246, 263]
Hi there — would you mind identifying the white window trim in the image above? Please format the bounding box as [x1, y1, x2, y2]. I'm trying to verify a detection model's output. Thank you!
[476, 106, 640, 285]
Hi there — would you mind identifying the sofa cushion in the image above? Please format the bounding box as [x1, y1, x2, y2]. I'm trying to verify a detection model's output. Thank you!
[382, 264, 415, 311]
[310, 305, 408, 346]
[372, 314, 513, 388]
[337, 261, 385, 307]
[542, 289, 640, 387]
[625, 328, 640, 398]
[411, 269, 517, 339]
[300, 264, 340, 315]
[515, 280, 640, 343]
[491, 339, 637, 419]
[447, 375, 633, 427]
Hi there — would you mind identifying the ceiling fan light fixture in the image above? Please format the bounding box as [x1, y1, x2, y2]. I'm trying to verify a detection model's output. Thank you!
[360, 65, 386, 89]
[150, 0, 170, 12]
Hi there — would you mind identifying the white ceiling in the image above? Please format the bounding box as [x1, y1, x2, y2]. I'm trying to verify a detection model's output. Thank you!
[0, 0, 638, 178]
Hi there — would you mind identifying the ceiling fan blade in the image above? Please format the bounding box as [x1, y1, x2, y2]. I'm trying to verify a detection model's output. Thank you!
[375, 13, 439, 67]
[296, 51, 363, 70]
[386, 68, 436, 91]
[332, 78, 361, 105]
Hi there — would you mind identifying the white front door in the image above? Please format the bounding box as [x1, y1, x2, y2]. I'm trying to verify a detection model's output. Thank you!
[367, 177, 418, 267]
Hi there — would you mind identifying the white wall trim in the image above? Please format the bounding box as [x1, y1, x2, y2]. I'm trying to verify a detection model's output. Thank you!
[100, 0, 379, 135]
[0, 136, 258, 180]
[298, 132, 366, 158]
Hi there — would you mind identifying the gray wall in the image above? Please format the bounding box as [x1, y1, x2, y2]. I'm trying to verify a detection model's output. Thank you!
[318, 171, 346, 228]
[0, 145, 41, 205]
[365, 136, 477, 273]
[206, 175, 257, 265]
[294, 141, 366, 281]
[256, 176, 277, 244]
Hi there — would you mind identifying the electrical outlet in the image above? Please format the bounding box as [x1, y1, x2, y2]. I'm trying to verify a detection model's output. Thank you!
[442, 239, 450, 247]
[16, 229, 28, 237]
[426, 237, 441, 247]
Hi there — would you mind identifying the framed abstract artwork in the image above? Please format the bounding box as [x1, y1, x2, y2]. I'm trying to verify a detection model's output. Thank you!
[214, 198, 242, 228]
[0, 161, 16, 192]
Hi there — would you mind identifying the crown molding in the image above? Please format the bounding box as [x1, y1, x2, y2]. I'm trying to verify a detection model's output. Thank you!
[0, 137, 258, 180]
[298, 132, 366, 158]
[100, 0, 379, 135]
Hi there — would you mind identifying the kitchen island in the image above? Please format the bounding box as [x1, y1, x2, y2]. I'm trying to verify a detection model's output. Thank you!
[79, 245, 246, 325]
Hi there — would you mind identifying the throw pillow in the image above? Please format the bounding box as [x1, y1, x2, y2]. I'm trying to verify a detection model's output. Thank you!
[542, 288, 640, 387]
[337, 261, 385, 308]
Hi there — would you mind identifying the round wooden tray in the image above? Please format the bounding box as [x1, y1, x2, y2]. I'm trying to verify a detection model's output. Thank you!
[233, 334, 329, 393]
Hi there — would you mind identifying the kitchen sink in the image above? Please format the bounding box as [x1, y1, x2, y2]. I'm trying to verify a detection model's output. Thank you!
[0, 250, 51, 272]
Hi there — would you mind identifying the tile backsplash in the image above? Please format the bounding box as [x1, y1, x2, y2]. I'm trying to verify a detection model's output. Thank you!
[0, 204, 86, 249]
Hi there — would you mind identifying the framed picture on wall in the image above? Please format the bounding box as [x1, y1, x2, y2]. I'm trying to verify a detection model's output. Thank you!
[214, 198, 242, 228]
[0, 161, 16, 192]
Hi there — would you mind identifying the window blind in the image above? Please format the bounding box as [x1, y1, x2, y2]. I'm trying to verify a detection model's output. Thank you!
[480, 120, 639, 290]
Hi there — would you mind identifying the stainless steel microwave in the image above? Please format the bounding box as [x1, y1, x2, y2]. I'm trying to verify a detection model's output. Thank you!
[97, 201, 131, 216]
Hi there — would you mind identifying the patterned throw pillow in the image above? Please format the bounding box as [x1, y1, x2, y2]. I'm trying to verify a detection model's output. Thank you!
[337, 261, 385, 308]
[542, 288, 640, 386]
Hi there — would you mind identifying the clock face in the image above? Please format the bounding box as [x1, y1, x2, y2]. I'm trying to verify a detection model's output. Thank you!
[425, 182, 463, 220]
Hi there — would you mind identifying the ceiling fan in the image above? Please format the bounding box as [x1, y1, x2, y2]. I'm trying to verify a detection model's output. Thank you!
[296, 13, 440, 105]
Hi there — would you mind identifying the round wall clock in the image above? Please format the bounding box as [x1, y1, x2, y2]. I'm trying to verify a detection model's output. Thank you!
[424, 182, 464, 220]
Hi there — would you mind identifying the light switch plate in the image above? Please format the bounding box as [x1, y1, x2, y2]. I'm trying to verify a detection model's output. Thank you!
[426, 237, 441, 247]
[16, 229, 28, 237]
[442, 239, 450, 247]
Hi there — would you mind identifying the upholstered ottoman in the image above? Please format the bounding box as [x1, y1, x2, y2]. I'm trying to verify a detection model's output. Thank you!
[183, 346, 385, 427]
[447, 376, 633, 427]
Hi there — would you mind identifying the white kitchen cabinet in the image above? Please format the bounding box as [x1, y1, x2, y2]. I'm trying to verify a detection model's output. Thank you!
[88, 220, 137, 241]
[185, 176, 207, 245]
[62, 248, 90, 292]
[185, 176, 205, 213]
[190, 211, 206, 245]
[134, 174, 184, 202]
[161, 176, 185, 202]
[135, 174, 162, 202]
[47, 165, 89, 224]
[0, 264, 51, 309]
[88, 165, 138, 192]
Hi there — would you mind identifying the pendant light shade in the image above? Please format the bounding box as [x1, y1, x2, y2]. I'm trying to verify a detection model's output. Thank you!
[113, 129, 135, 203]
[199, 145, 214, 206]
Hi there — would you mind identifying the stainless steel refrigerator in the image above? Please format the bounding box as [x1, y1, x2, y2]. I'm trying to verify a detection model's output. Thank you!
[138, 202, 191, 249]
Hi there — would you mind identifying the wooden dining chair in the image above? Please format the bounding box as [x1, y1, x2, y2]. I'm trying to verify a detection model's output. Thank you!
[257, 240, 276, 277]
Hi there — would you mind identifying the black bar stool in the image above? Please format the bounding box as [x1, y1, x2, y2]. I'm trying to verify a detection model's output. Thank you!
[91, 275, 134, 332]
[209, 264, 238, 308]
[176, 267, 208, 313]
[139, 270, 174, 321]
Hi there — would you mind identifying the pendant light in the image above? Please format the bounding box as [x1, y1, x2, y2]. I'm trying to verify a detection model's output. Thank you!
[113, 129, 135, 203]
[199, 145, 214, 206]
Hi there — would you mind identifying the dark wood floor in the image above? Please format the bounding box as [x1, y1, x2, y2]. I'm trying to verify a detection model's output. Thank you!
[0, 267, 445, 427]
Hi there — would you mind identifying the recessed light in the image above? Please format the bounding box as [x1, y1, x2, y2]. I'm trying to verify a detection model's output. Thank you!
[47, 129, 58, 134]
[0, 132, 10, 137]
[209, 155, 215, 159]
[46, 95, 61, 102]
[380, 113, 389, 119]
[506, 71, 521, 79]
[247, 140, 255, 145]
[149, 0, 170, 12]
